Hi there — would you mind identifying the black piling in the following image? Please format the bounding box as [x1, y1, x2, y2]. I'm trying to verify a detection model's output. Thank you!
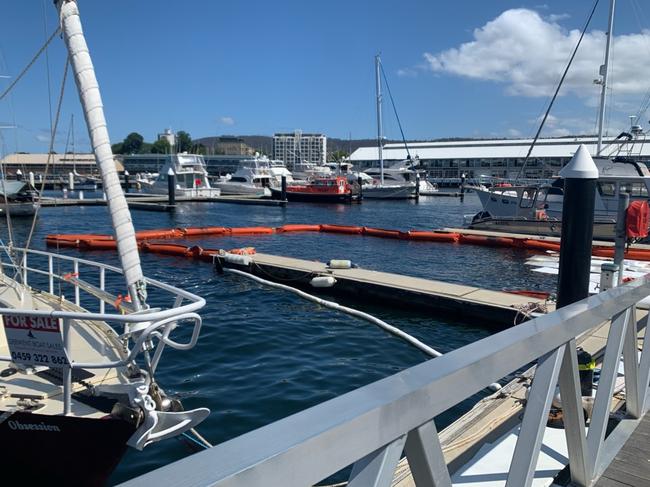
[167, 168, 176, 207]
[357, 176, 363, 200]
[556, 145, 598, 309]
[460, 173, 466, 202]
[415, 173, 420, 201]
[123, 170, 130, 194]
[281, 175, 287, 202]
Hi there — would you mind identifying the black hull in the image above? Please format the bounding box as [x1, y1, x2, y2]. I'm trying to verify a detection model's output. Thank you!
[270, 188, 358, 203]
[0, 410, 136, 486]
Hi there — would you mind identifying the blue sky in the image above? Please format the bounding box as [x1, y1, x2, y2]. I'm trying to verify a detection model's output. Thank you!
[1, 1, 650, 153]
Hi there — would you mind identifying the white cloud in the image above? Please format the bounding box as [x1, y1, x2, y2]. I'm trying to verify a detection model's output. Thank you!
[506, 128, 522, 137]
[547, 13, 570, 23]
[219, 116, 235, 126]
[423, 9, 650, 98]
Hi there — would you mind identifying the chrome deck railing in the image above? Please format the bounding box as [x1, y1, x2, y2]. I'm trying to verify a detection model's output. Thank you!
[0, 247, 205, 415]
[118, 275, 650, 487]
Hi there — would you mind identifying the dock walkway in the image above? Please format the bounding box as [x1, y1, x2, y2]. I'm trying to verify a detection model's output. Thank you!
[220, 252, 554, 327]
[595, 412, 650, 487]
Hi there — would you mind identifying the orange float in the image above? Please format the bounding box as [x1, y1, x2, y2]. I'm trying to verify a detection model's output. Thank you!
[362, 227, 404, 239]
[406, 231, 459, 242]
[459, 234, 515, 247]
[521, 239, 561, 252]
[228, 227, 274, 235]
[180, 227, 228, 237]
[141, 242, 191, 256]
[319, 224, 364, 234]
[276, 224, 322, 233]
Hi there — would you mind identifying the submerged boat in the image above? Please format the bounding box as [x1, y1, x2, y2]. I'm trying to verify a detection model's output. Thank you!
[0, 180, 38, 216]
[269, 176, 360, 203]
[140, 153, 220, 197]
[0, 2, 209, 484]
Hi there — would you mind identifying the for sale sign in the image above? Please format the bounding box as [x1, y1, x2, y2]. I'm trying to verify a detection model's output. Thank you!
[3, 315, 70, 367]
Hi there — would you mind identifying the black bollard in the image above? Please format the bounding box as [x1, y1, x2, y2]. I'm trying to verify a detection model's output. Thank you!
[167, 168, 176, 206]
[123, 170, 130, 194]
[460, 172, 466, 202]
[281, 175, 287, 201]
[415, 173, 420, 201]
[556, 145, 598, 308]
[357, 175, 363, 200]
[16, 170, 22, 181]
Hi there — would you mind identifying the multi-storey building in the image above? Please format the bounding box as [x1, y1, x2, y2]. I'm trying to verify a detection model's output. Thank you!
[273, 131, 326, 169]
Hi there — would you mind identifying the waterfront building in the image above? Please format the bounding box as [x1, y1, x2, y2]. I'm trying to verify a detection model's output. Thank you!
[204, 136, 255, 156]
[349, 135, 650, 183]
[273, 131, 326, 169]
[0, 152, 121, 177]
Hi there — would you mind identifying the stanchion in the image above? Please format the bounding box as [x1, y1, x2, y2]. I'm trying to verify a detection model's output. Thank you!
[167, 168, 176, 207]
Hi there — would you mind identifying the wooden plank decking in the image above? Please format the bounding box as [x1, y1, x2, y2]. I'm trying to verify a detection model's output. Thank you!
[595, 412, 650, 487]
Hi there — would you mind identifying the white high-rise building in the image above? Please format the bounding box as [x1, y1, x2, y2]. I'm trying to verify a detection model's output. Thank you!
[157, 128, 176, 148]
[273, 130, 327, 169]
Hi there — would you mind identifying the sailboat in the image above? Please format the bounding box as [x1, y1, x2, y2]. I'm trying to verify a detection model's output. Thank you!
[0, 2, 209, 484]
[362, 55, 417, 200]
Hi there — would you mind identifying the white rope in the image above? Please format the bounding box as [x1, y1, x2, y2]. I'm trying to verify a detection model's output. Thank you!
[224, 267, 502, 392]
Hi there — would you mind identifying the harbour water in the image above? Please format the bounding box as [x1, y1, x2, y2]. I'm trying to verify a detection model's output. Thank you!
[4, 193, 557, 484]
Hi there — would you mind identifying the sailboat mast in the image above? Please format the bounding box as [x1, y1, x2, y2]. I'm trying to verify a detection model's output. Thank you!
[596, 0, 616, 155]
[375, 54, 384, 185]
[55, 0, 145, 309]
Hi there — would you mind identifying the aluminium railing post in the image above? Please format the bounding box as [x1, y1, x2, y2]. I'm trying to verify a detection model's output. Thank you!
[636, 313, 650, 415]
[404, 420, 452, 486]
[48, 254, 54, 294]
[622, 304, 641, 418]
[62, 318, 72, 415]
[73, 259, 79, 306]
[348, 435, 406, 487]
[22, 252, 27, 288]
[99, 266, 105, 314]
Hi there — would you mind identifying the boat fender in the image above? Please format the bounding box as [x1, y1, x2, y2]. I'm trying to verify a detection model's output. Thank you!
[328, 259, 352, 269]
[310, 276, 337, 288]
[223, 253, 252, 266]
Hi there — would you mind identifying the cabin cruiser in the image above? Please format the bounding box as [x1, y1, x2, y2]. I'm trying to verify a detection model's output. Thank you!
[291, 162, 332, 182]
[269, 159, 294, 186]
[0, 180, 38, 216]
[140, 153, 220, 197]
[213, 156, 272, 197]
[469, 157, 650, 239]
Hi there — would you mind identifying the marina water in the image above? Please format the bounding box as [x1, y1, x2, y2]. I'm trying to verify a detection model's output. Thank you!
[3, 193, 556, 484]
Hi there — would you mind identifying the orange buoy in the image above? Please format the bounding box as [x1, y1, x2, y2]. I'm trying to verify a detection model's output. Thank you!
[406, 231, 459, 242]
[135, 229, 183, 240]
[228, 227, 274, 235]
[521, 239, 561, 252]
[180, 227, 228, 237]
[276, 224, 322, 233]
[459, 234, 515, 247]
[79, 239, 118, 250]
[362, 227, 404, 239]
[320, 224, 364, 235]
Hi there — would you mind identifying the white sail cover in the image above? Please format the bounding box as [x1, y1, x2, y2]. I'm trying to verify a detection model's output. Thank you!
[57, 1, 145, 296]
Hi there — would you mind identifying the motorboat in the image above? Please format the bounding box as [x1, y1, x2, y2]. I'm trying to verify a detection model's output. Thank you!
[140, 153, 220, 197]
[269, 158, 294, 186]
[363, 55, 417, 200]
[269, 175, 360, 203]
[0, 2, 209, 484]
[213, 156, 272, 197]
[290, 161, 332, 182]
[0, 180, 38, 217]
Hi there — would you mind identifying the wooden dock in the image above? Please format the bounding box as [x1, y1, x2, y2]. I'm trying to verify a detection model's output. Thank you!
[217, 252, 553, 327]
[595, 412, 650, 486]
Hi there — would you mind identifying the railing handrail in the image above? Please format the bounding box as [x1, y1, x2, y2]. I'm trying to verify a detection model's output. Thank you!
[117, 275, 650, 487]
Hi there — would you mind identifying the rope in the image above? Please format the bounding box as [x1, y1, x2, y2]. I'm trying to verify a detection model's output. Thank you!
[515, 0, 600, 181]
[18, 56, 69, 281]
[224, 267, 502, 392]
[379, 60, 410, 161]
[0, 26, 61, 102]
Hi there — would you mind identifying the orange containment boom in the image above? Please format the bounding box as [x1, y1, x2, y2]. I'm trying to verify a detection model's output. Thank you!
[44, 225, 650, 261]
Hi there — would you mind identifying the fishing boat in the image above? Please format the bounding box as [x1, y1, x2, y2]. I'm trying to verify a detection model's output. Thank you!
[0, 180, 38, 216]
[363, 55, 417, 200]
[0, 2, 209, 484]
[269, 175, 360, 203]
[140, 153, 220, 197]
[213, 155, 272, 197]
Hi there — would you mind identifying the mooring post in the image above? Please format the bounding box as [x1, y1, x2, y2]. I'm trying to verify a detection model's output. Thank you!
[16, 169, 22, 181]
[556, 145, 598, 308]
[460, 172, 466, 201]
[357, 175, 363, 200]
[415, 173, 420, 201]
[614, 192, 630, 285]
[28, 171, 35, 187]
[167, 167, 176, 207]
[281, 175, 287, 201]
[123, 170, 130, 193]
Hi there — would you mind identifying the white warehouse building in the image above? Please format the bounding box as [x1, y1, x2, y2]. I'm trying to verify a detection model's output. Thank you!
[349, 135, 650, 183]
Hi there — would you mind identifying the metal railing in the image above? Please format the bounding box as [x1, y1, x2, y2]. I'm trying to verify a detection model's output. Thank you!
[0, 247, 205, 414]
[119, 274, 650, 487]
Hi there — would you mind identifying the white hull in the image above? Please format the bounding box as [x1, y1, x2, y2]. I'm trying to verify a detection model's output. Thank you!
[363, 183, 417, 199]
[214, 182, 270, 198]
[141, 183, 220, 198]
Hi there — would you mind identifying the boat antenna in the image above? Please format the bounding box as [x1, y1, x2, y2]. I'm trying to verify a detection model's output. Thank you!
[55, 0, 147, 309]
[515, 0, 600, 181]
[596, 0, 616, 155]
[379, 61, 411, 161]
[375, 54, 384, 185]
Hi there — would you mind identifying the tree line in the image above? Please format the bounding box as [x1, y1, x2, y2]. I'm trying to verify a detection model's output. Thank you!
[111, 131, 206, 155]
